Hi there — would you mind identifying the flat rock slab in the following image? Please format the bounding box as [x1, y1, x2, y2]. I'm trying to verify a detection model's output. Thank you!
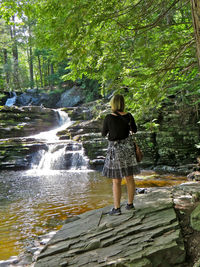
[35, 186, 188, 267]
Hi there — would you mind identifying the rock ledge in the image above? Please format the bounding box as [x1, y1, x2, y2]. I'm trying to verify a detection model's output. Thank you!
[35, 182, 200, 267]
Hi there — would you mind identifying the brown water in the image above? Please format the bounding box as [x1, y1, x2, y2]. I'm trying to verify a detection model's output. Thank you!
[0, 169, 187, 261]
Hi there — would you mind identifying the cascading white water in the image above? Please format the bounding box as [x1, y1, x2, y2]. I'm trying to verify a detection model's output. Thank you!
[32, 110, 72, 142]
[5, 92, 17, 106]
[32, 110, 89, 171]
[36, 145, 66, 170]
[64, 143, 89, 170]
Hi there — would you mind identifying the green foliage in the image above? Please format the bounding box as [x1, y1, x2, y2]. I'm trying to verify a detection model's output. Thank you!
[76, 77, 101, 102]
[26, 0, 199, 116]
[0, 93, 6, 102]
[0, 0, 200, 118]
[143, 120, 160, 132]
[47, 87, 65, 95]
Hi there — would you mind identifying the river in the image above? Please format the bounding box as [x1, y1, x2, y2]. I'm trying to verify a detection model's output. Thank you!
[0, 169, 187, 262]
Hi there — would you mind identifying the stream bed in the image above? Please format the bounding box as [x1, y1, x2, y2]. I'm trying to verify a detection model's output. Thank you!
[0, 169, 187, 262]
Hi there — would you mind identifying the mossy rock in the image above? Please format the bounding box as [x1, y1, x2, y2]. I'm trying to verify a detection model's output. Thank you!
[190, 203, 200, 231]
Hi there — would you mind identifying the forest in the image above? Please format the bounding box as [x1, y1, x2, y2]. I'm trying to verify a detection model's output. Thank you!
[0, 0, 200, 118]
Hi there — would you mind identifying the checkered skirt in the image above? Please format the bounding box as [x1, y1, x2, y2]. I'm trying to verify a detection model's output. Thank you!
[102, 135, 140, 179]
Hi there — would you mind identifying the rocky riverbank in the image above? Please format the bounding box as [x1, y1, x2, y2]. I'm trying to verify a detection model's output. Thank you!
[33, 181, 200, 267]
[0, 98, 199, 174]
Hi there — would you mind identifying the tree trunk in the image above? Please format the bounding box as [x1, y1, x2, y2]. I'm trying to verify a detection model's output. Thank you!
[51, 63, 54, 75]
[29, 45, 34, 88]
[28, 24, 34, 89]
[50, 63, 54, 87]
[38, 55, 43, 88]
[190, 0, 200, 68]
[10, 15, 20, 90]
[47, 59, 50, 87]
[3, 48, 10, 88]
[42, 59, 46, 87]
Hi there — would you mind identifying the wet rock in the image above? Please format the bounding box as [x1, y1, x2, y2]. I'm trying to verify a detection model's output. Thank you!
[136, 188, 148, 194]
[0, 138, 48, 170]
[0, 105, 59, 170]
[187, 171, 200, 181]
[0, 106, 59, 139]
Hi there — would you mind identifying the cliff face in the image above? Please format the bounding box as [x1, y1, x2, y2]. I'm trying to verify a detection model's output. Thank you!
[137, 100, 200, 173]
[64, 99, 199, 175]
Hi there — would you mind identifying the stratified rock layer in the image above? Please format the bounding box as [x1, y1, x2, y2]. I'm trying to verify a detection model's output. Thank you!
[34, 183, 200, 267]
[0, 106, 58, 170]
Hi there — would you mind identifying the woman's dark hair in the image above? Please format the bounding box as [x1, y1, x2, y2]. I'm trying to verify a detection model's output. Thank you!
[110, 94, 125, 112]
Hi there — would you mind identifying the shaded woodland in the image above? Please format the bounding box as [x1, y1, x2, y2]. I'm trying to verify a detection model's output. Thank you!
[0, 0, 200, 120]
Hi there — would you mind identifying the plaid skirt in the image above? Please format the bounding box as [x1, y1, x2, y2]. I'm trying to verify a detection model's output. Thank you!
[102, 135, 140, 179]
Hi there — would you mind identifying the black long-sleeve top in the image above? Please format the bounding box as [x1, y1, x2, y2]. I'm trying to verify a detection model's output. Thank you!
[102, 113, 137, 141]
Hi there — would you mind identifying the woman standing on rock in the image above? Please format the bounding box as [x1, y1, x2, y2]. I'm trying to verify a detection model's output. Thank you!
[102, 94, 140, 215]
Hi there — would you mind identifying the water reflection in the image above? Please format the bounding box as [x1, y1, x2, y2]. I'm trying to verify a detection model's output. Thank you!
[0, 170, 187, 260]
[0, 170, 113, 260]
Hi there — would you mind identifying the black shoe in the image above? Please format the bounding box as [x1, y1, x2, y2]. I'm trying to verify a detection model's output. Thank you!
[125, 203, 135, 210]
[108, 208, 121, 216]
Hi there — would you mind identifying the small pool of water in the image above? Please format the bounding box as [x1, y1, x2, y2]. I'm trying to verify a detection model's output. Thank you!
[0, 169, 187, 261]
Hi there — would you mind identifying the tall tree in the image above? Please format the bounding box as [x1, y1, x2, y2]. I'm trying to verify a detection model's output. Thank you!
[190, 0, 200, 68]
[37, 52, 43, 88]
[27, 22, 34, 88]
[30, 0, 198, 115]
[10, 15, 20, 89]
[0, 0, 200, 113]
[0, 18, 11, 89]
[3, 48, 10, 87]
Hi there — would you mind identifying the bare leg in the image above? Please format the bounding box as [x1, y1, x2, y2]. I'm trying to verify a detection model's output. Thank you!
[112, 178, 122, 209]
[125, 175, 135, 204]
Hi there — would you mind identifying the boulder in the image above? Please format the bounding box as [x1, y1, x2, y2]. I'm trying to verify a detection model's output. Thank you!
[15, 90, 51, 107]
[56, 86, 85, 107]
[16, 93, 32, 106]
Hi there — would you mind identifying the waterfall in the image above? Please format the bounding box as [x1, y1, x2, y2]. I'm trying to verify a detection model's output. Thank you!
[36, 145, 66, 170]
[64, 142, 89, 170]
[32, 110, 89, 171]
[32, 110, 72, 142]
[5, 92, 17, 106]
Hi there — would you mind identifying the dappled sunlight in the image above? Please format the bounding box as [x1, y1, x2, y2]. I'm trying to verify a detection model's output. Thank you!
[135, 179, 186, 188]
[121, 170, 187, 188]
[0, 170, 113, 260]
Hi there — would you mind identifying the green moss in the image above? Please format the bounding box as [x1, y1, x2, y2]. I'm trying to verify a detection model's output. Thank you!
[191, 203, 200, 231]
[0, 150, 7, 156]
